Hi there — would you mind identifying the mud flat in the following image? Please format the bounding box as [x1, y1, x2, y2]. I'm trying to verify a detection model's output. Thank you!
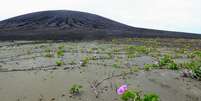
[0, 38, 201, 101]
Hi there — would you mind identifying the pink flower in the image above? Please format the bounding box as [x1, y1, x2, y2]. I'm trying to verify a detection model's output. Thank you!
[117, 84, 128, 95]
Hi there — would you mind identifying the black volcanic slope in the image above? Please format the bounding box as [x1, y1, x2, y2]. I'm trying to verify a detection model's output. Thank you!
[0, 10, 200, 40]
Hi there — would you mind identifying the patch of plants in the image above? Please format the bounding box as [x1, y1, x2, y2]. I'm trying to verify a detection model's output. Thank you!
[144, 64, 159, 71]
[112, 63, 121, 68]
[187, 50, 201, 59]
[121, 90, 141, 101]
[81, 56, 90, 67]
[135, 46, 151, 54]
[107, 52, 113, 59]
[58, 45, 65, 50]
[180, 60, 201, 80]
[113, 48, 120, 54]
[143, 93, 160, 101]
[192, 66, 201, 80]
[55, 45, 65, 66]
[112, 59, 122, 68]
[174, 48, 187, 54]
[121, 90, 160, 101]
[44, 49, 53, 58]
[45, 53, 54, 58]
[56, 60, 64, 66]
[125, 46, 151, 58]
[126, 46, 137, 56]
[56, 49, 64, 57]
[129, 66, 140, 73]
[158, 55, 178, 70]
[69, 60, 77, 65]
[69, 84, 83, 95]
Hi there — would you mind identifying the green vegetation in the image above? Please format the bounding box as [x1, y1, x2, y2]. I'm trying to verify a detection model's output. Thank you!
[44, 48, 54, 58]
[56, 49, 64, 57]
[56, 45, 65, 57]
[107, 52, 113, 59]
[112, 63, 121, 68]
[167, 62, 178, 70]
[158, 55, 178, 70]
[129, 66, 140, 73]
[180, 60, 201, 80]
[193, 67, 201, 80]
[55, 45, 65, 66]
[81, 56, 90, 67]
[121, 90, 160, 101]
[158, 55, 173, 66]
[180, 61, 200, 70]
[125, 46, 151, 58]
[45, 53, 54, 58]
[58, 45, 65, 50]
[192, 50, 201, 58]
[56, 60, 64, 66]
[144, 64, 159, 71]
[187, 50, 201, 59]
[121, 90, 141, 101]
[69, 60, 77, 65]
[143, 93, 160, 101]
[128, 46, 151, 54]
[69, 84, 83, 95]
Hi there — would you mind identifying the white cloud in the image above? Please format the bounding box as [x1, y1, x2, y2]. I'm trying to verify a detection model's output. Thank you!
[0, 0, 200, 33]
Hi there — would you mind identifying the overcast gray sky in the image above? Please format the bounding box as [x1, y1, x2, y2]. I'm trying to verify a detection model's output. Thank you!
[0, 0, 201, 33]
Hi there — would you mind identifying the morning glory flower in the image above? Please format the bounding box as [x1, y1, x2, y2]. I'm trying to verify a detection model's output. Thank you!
[117, 84, 128, 95]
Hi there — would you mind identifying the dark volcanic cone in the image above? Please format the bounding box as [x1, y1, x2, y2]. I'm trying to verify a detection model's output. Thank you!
[0, 10, 200, 40]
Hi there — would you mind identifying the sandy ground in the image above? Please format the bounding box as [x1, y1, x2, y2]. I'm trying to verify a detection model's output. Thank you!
[0, 40, 201, 101]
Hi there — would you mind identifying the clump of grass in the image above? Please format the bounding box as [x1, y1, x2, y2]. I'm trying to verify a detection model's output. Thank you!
[87, 48, 94, 53]
[167, 62, 178, 70]
[112, 59, 121, 68]
[113, 48, 120, 53]
[56, 60, 64, 66]
[126, 38, 133, 43]
[69, 84, 83, 95]
[45, 53, 54, 58]
[125, 46, 151, 58]
[144, 64, 158, 71]
[135, 46, 151, 54]
[44, 48, 54, 58]
[192, 50, 201, 58]
[56, 49, 64, 57]
[89, 56, 97, 60]
[87, 47, 99, 53]
[112, 63, 121, 68]
[81, 57, 90, 67]
[107, 52, 113, 59]
[180, 61, 200, 70]
[187, 50, 201, 59]
[112, 38, 118, 44]
[126, 46, 137, 55]
[69, 60, 77, 65]
[45, 48, 51, 53]
[127, 53, 137, 59]
[56, 45, 65, 58]
[58, 45, 65, 50]
[129, 66, 140, 73]
[55, 45, 65, 66]
[174, 48, 187, 54]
